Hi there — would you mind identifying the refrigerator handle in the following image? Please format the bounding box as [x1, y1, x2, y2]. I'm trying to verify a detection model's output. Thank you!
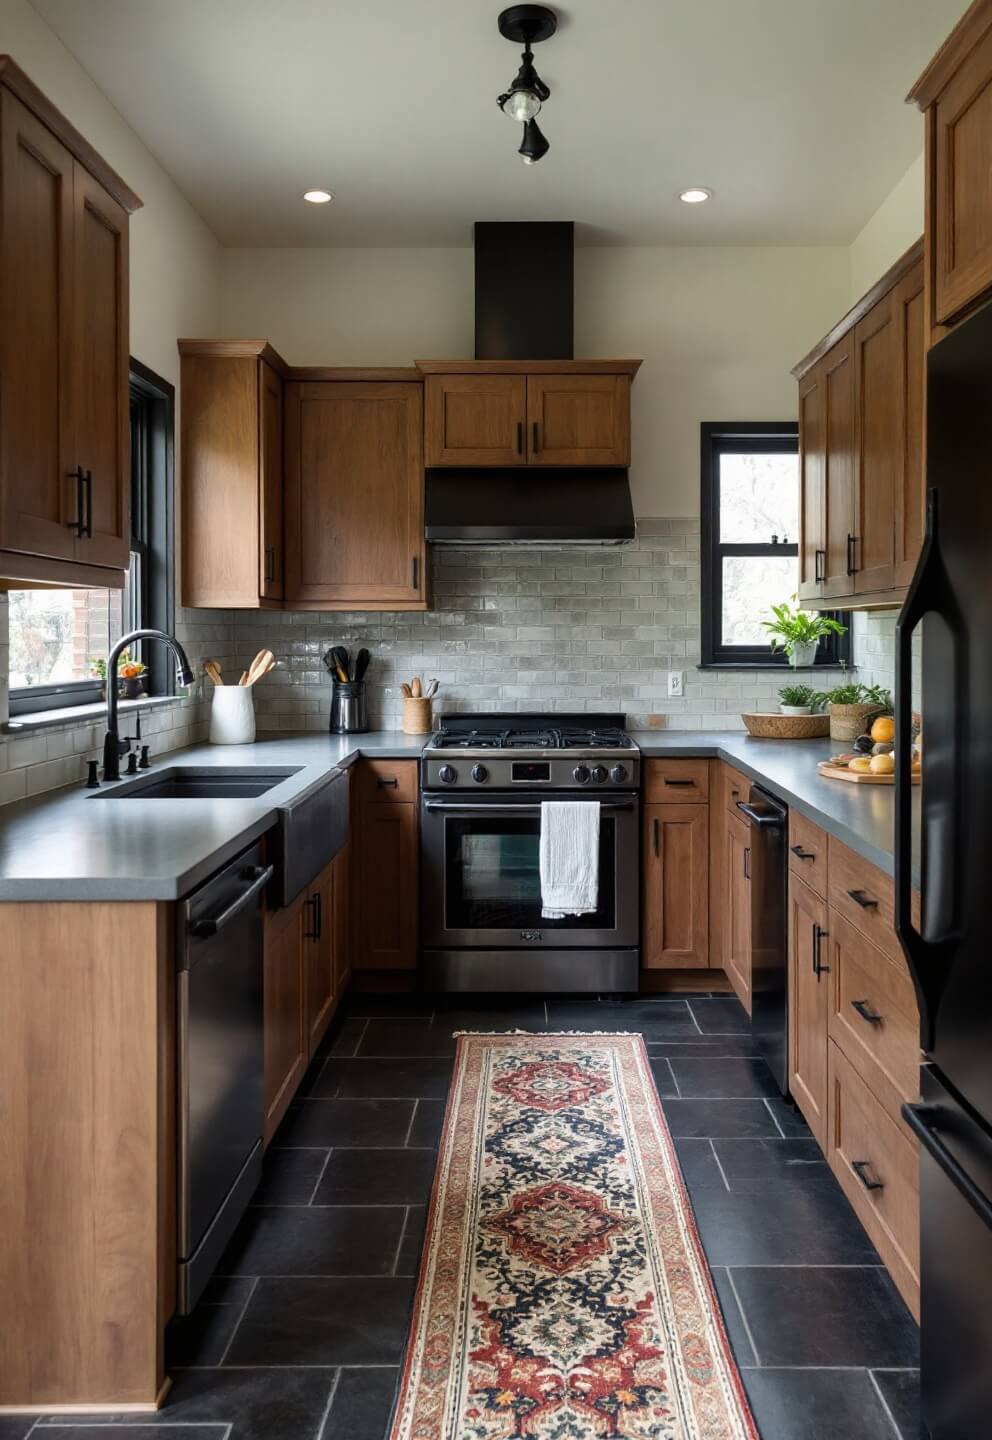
[902, 1101, 992, 1230]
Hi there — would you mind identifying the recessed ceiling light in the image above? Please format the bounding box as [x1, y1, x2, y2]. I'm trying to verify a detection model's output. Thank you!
[303, 189, 334, 204]
[679, 187, 712, 204]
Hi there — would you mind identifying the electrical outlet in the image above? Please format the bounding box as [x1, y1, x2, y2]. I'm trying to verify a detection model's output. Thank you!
[667, 670, 684, 699]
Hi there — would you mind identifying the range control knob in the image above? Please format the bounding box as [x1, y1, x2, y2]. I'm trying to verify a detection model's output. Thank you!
[590, 765, 608, 784]
[471, 764, 489, 784]
[610, 764, 628, 784]
[573, 764, 591, 785]
[438, 764, 458, 785]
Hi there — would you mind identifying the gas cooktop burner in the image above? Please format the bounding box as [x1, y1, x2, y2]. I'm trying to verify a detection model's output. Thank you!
[423, 713, 640, 789]
[433, 725, 634, 751]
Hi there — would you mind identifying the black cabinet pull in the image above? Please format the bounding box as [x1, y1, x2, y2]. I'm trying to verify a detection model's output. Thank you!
[846, 532, 857, 577]
[791, 844, 815, 861]
[653, 817, 660, 857]
[264, 545, 276, 583]
[304, 893, 320, 940]
[743, 846, 750, 880]
[851, 1159, 884, 1192]
[851, 998, 883, 1026]
[532, 421, 540, 454]
[847, 888, 879, 910]
[412, 555, 419, 590]
[315, 890, 322, 940]
[813, 922, 830, 977]
[377, 776, 399, 788]
[66, 465, 90, 538]
[82, 468, 93, 538]
[516, 420, 524, 455]
[814, 547, 825, 584]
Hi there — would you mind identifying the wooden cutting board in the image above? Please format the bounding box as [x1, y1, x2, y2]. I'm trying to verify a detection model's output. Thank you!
[817, 762, 920, 785]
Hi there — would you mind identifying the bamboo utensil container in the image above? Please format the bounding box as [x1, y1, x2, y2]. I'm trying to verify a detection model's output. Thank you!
[402, 696, 433, 734]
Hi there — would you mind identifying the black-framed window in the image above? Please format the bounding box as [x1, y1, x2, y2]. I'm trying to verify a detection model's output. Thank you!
[8, 358, 175, 715]
[700, 421, 851, 669]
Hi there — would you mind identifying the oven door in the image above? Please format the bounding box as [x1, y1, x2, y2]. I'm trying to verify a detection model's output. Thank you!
[421, 790, 639, 948]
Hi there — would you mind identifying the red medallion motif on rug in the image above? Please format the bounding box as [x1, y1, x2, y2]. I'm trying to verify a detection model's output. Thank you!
[389, 1033, 759, 1440]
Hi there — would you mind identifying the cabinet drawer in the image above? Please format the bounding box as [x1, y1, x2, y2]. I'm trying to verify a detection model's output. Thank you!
[828, 837, 905, 970]
[827, 1040, 920, 1318]
[827, 911, 920, 1122]
[722, 764, 750, 817]
[644, 759, 709, 804]
[788, 811, 827, 898]
[358, 759, 418, 804]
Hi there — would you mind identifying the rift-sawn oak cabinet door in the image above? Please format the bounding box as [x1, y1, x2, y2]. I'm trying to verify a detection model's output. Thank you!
[259, 360, 284, 601]
[797, 361, 825, 602]
[355, 762, 418, 971]
[821, 334, 856, 600]
[0, 87, 76, 564]
[285, 381, 426, 607]
[526, 374, 630, 466]
[263, 889, 308, 1143]
[788, 873, 830, 1147]
[424, 373, 527, 466]
[304, 862, 335, 1055]
[893, 261, 926, 588]
[642, 802, 709, 968]
[852, 289, 899, 594]
[726, 811, 752, 1012]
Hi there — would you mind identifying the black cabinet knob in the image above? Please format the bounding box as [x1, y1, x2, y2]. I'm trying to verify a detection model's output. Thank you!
[471, 764, 488, 783]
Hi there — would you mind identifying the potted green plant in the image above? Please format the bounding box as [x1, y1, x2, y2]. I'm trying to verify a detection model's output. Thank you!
[824, 682, 892, 742]
[762, 599, 847, 668]
[89, 656, 108, 702]
[778, 683, 825, 717]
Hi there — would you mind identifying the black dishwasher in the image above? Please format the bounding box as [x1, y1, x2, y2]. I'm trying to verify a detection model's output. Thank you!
[177, 839, 272, 1312]
[736, 784, 789, 1095]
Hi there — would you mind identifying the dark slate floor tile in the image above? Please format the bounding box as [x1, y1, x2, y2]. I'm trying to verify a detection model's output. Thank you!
[662, 1098, 781, 1138]
[645, 1035, 762, 1059]
[276, 1098, 416, 1148]
[166, 1299, 245, 1367]
[324, 1366, 400, 1440]
[546, 1000, 692, 1035]
[765, 1095, 814, 1138]
[713, 1137, 832, 1186]
[407, 1098, 446, 1148]
[358, 1020, 456, 1058]
[198, 1274, 255, 1307]
[710, 1266, 755, 1366]
[649, 1057, 680, 1098]
[317, 1016, 368, 1057]
[345, 994, 433, 1018]
[253, 1146, 329, 1205]
[632, 1010, 705, 1041]
[871, 1369, 923, 1440]
[742, 1368, 904, 1440]
[730, 1266, 920, 1368]
[162, 1363, 335, 1438]
[313, 1057, 453, 1100]
[225, 1276, 416, 1365]
[218, 1203, 406, 1277]
[42, 1429, 224, 1439]
[686, 997, 752, 1034]
[432, 1003, 547, 1034]
[395, 1205, 428, 1277]
[314, 1148, 437, 1206]
[672, 1137, 726, 1188]
[689, 1184, 879, 1265]
[669, 1056, 779, 1098]
[0, 1421, 36, 1440]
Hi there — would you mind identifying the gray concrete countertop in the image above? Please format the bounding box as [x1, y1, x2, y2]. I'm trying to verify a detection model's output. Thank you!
[0, 726, 913, 902]
[0, 730, 423, 902]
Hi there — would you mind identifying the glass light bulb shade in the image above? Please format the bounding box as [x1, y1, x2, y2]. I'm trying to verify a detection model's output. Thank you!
[503, 88, 541, 122]
[679, 187, 712, 204]
[303, 189, 334, 204]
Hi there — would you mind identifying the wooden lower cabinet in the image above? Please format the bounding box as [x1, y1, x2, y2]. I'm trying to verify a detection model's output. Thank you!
[788, 874, 830, 1146]
[355, 760, 418, 971]
[725, 811, 752, 1013]
[304, 863, 335, 1054]
[642, 802, 708, 968]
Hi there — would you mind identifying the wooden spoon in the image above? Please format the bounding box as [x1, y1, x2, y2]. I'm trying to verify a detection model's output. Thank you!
[204, 659, 224, 686]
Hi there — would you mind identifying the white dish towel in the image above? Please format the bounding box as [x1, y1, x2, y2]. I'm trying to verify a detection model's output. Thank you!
[539, 800, 600, 918]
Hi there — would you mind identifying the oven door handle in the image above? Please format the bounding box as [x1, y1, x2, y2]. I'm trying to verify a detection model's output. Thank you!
[423, 800, 636, 813]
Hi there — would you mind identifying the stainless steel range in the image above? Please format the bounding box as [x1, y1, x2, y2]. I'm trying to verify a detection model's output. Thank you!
[420, 713, 640, 993]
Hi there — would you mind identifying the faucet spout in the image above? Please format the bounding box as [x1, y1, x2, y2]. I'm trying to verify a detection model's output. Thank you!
[103, 629, 195, 782]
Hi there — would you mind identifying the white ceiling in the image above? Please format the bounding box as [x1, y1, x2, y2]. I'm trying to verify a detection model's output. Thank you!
[33, 0, 964, 248]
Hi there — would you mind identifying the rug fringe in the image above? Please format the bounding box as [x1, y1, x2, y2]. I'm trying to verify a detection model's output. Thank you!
[452, 1029, 643, 1037]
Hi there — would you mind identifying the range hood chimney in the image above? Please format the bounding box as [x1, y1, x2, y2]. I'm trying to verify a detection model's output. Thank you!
[425, 220, 635, 546]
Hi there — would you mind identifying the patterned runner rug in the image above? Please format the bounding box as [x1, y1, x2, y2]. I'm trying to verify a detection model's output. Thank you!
[390, 1032, 757, 1440]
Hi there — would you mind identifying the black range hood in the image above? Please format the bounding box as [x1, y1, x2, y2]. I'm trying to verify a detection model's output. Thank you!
[425, 467, 635, 546]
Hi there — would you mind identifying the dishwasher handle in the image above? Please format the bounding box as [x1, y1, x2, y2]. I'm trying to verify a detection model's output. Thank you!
[191, 864, 274, 938]
[736, 799, 786, 828]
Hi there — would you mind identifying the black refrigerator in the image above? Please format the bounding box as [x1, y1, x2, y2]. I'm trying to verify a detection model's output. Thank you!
[896, 297, 992, 1440]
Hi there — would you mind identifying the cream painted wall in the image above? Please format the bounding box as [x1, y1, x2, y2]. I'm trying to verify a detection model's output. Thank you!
[848, 152, 924, 304]
[221, 243, 849, 516]
[0, 0, 223, 386]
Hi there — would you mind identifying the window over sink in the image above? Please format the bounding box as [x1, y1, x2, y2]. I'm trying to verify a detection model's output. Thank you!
[700, 421, 851, 668]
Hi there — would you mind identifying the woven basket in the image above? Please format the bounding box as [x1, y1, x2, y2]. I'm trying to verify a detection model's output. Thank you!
[828, 702, 886, 743]
[742, 712, 830, 739]
[402, 696, 433, 735]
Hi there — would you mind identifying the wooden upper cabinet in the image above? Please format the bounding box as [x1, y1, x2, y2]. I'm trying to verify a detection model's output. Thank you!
[425, 374, 526, 465]
[284, 380, 425, 609]
[797, 363, 825, 602]
[909, 3, 992, 330]
[0, 66, 139, 581]
[894, 263, 926, 587]
[528, 375, 630, 466]
[821, 335, 856, 599]
[180, 350, 284, 608]
[642, 802, 709, 969]
[853, 291, 899, 594]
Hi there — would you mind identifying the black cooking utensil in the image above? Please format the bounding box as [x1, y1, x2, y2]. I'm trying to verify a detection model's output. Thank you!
[332, 645, 352, 682]
[354, 647, 371, 682]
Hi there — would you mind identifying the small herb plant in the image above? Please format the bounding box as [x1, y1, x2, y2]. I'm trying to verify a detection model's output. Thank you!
[778, 683, 825, 710]
[824, 682, 892, 709]
[762, 599, 848, 660]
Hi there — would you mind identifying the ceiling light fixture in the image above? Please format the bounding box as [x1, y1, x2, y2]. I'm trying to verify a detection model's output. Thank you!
[496, 5, 557, 165]
[679, 187, 712, 204]
[303, 189, 334, 204]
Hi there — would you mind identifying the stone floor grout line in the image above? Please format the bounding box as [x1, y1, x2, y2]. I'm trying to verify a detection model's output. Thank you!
[686, 1000, 705, 1036]
[313, 1367, 342, 1440]
[403, 1099, 419, 1147]
[763, 1097, 787, 1138]
[724, 1267, 762, 1369]
[391, 1206, 411, 1277]
[307, 1148, 334, 1206]
[868, 1366, 908, 1440]
[216, 1274, 259, 1367]
[666, 1059, 682, 1098]
[709, 1139, 732, 1193]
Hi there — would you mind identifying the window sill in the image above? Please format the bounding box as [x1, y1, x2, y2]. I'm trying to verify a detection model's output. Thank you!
[5, 694, 185, 733]
[696, 662, 852, 672]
